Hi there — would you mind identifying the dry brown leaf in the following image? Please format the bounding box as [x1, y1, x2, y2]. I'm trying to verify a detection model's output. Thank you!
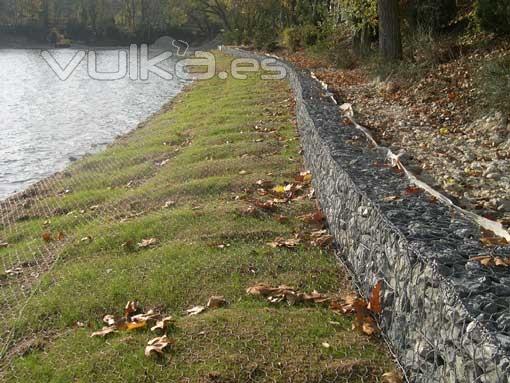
[470, 255, 510, 267]
[0, 241, 9, 248]
[90, 326, 116, 338]
[256, 179, 273, 188]
[330, 293, 358, 314]
[480, 236, 509, 247]
[137, 238, 158, 248]
[186, 305, 207, 316]
[207, 296, 228, 309]
[42, 232, 52, 242]
[403, 186, 422, 196]
[124, 301, 141, 319]
[299, 211, 325, 224]
[246, 283, 280, 297]
[5, 268, 23, 276]
[103, 314, 116, 326]
[253, 199, 278, 211]
[361, 319, 379, 336]
[57, 231, 65, 241]
[368, 280, 383, 314]
[310, 230, 333, 248]
[303, 291, 330, 304]
[382, 371, 403, 383]
[247, 284, 330, 306]
[267, 237, 301, 249]
[145, 335, 173, 357]
[131, 310, 161, 323]
[151, 316, 174, 332]
[163, 200, 176, 208]
[295, 171, 312, 184]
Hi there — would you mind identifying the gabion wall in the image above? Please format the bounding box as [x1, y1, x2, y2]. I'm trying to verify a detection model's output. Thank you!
[222, 46, 510, 383]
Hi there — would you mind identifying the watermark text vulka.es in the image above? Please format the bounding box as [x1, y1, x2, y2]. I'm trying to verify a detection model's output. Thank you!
[41, 44, 287, 82]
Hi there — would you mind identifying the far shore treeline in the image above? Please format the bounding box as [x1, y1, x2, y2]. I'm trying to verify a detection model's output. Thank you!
[0, 1, 508, 57]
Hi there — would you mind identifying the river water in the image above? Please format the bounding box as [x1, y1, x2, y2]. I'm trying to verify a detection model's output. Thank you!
[0, 48, 187, 200]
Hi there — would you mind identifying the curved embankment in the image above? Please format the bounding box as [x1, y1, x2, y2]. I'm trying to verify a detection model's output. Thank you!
[222, 47, 510, 382]
[0, 53, 394, 382]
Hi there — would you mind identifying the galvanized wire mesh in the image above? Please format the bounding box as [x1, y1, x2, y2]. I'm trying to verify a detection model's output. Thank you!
[0, 51, 398, 382]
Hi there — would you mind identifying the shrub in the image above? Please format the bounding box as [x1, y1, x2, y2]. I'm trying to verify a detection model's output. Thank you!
[301, 24, 320, 47]
[404, 0, 457, 32]
[282, 27, 301, 52]
[253, 28, 278, 51]
[476, 0, 510, 35]
[223, 29, 244, 45]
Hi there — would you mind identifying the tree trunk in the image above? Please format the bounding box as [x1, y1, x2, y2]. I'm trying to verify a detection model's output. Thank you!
[378, 0, 402, 61]
[353, 24, 374, 56]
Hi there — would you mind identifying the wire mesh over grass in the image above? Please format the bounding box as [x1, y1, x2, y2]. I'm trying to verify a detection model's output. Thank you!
[0, 54, 396, 382]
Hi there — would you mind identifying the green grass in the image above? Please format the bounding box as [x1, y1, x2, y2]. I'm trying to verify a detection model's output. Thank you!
[478, 54, 510, 114]
[0, 54, 394, 382]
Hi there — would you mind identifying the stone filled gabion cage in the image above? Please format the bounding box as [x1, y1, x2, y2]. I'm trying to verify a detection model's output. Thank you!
[222, 46, 510, 383]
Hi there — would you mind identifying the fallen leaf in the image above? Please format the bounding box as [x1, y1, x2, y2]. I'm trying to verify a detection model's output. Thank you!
[254, 199, 278, 211]
[295, 171, 312, 184]
[439, 127, 449, 136]
[207, 296, 228, 309]
[272, 185, 286, 194]
[299, 211, 325, 224]
[240, 206, 258, 216]
[383, 195, 400, 202]
[303, 290, 330, 304]
[5, 268, 23, 276]
[0, 241, 8, 248]
[42, 232, 52, 242]
[163, 200, 176, 208]
[131, 309, 161, 323]
[247, 284, 330, 306]
[470, 255, 510, 267]
[145, 335, 173, 357]
[310, 230, 333, 248]
[404, 186, 422, 195]
[186, 305, 207, 316]
[151, 316, 174, 332]
[267, 237, 301, 249]
[330, 293, 358, 314]
[351, 313, 380, 336]
[322, 342, 331, 349]
[368, 280, 383, 314]
[480, 237, 508, 247]
[124, 301, 141, 319]
[125, 321, 147, 331]
[256, 179, 273, 188]
[382, 371, 403, 383]
[103, 314, 116, 326]
[91, 326, 116, 338]
[137, 238, 158, 248]
[57, 231, 65, 241]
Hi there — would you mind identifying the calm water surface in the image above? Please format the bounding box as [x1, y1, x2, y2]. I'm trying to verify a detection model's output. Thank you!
[0, 48, 187, 199]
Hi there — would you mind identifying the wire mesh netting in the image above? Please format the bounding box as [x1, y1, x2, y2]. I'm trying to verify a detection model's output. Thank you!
[0, 54, 398, 382]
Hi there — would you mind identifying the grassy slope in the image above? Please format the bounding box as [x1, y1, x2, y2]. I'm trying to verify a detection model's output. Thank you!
[0, 54, 393, 382]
